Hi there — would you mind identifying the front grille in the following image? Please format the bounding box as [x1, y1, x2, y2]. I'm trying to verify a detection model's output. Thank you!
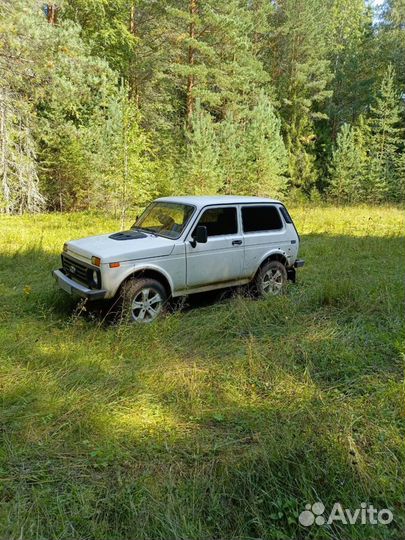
[61, 254, 102, 289]
[62, 254, 89, 284]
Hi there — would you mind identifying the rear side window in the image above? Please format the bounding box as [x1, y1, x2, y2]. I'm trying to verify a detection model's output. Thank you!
[279, 205, 293, 224]
[194, 207, 237, 236]
[242, 205, 282, 232]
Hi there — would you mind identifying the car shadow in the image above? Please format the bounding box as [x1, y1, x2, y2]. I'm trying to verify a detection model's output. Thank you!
[80, 284, 250, 325]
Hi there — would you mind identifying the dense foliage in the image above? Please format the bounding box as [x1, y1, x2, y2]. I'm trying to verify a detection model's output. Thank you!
[1, 0, 404, 213]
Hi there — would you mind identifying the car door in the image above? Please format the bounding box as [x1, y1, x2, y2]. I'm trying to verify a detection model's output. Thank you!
[185, 205, 243, 288]
[241, 204, 288, 277]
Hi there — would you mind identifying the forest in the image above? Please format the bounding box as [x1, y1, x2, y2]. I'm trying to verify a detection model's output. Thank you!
[1, 0, 404, 217]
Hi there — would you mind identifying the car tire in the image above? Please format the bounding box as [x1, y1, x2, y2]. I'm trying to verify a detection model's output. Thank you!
[120, 278, 167, 323]
[254, 260, 287, 297]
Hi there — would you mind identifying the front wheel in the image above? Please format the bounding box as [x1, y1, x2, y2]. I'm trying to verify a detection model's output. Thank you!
[120, 278, 167, 323]
[254, 260, 287, 297]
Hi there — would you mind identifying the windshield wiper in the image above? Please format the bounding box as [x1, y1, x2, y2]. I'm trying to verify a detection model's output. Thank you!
[134, 226, 159, 237]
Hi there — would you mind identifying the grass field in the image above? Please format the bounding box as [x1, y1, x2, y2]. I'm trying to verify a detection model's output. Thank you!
[0, 206, 404, 540]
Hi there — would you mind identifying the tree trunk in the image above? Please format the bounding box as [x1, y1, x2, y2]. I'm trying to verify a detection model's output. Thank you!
[129, 3, 140, 106]
[186, 0, 197, 120]
[0, 90, 11, 214]
[46, 4, 58, 25]
[121, 120, 129, 230]
[130, 4, 136, 35]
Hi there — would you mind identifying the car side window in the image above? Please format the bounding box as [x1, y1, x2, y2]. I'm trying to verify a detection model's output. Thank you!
[242, 205, 282, 232]
[194, 207, 238, 237]
[278, 205, 293, 224]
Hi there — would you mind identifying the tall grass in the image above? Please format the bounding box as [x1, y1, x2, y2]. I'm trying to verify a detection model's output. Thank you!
[0, 206, 404, 539]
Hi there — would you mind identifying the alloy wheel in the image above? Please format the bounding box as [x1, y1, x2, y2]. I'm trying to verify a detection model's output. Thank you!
[261, 268, 284, 295]
[131, 287, 163, 322]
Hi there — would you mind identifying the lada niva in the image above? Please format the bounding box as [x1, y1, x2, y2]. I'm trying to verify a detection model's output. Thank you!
[53, 196, 304, 322]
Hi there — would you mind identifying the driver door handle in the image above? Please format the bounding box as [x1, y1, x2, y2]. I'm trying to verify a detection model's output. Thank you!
[232, 240, 242, 246]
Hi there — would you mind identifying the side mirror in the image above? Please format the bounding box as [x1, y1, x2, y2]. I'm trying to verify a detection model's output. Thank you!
[190, 225, 208, 248]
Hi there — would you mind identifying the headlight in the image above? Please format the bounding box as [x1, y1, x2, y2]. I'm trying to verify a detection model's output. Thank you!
[92, 270, 98, 285]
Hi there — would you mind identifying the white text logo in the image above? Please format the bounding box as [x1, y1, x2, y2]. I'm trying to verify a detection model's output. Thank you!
[298, 502, 393, 527]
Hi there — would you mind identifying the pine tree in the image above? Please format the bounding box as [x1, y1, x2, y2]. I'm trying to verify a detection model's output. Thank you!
[368, 64, 404, 200]
[396, 150, 405, 201]
[166, 0, 268, 120]
[327, 0, 374, 137]
[184, 103, 222, 195]
[244, 93, 288, 197]
[266, 0, 333, 192]
[0, 0, 122, 212]
[378, 0, 405, 91]
[328, 123, 365, 203]
[0, 0, 49, 213]
[90, 86, 156, 221]
[218, 112, 247, 194]
[0, 89, 45, 214]
[62, 0, 137, 76]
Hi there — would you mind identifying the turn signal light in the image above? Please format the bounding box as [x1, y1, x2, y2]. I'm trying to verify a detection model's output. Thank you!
[109, 262, 120, 268]
[63, 243, 68, 252]
[91, 256, 101, 267]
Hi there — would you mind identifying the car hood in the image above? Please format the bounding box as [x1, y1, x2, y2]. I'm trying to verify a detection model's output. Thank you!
[66, 231, 176, 264]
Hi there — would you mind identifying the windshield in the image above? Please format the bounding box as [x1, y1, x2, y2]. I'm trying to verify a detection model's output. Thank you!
[132, 202, 195, 239]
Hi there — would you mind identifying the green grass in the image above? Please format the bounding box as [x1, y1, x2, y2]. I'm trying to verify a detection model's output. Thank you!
[0, 206, 404, 540]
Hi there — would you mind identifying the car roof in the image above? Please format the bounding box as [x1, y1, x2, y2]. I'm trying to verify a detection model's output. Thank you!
[155, 195, 282, 208]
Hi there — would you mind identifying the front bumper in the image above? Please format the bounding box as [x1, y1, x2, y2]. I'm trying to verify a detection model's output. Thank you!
[52, 269, 107, 300]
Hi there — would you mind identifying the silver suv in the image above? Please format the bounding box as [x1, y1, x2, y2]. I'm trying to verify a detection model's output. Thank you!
[53, 196, 304, 322]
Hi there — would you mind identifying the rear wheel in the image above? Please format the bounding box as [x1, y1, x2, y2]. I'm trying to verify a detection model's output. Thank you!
[120, 278, 167, 323]
[255, 260, 287, 297]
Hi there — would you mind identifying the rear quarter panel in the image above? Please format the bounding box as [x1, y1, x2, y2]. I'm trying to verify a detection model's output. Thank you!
[242, 224, 298, 278]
